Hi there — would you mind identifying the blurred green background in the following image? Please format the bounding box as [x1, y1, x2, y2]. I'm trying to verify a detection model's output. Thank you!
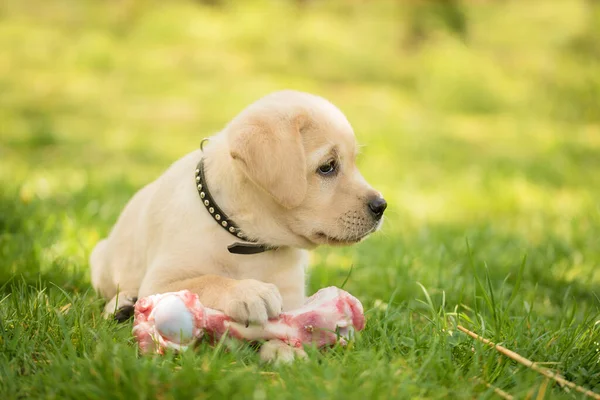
[2, 0, 598, 298]
[1, 0, 600, 396]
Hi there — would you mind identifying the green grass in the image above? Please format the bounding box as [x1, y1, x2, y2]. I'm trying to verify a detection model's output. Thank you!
[1, 0, 600, 398]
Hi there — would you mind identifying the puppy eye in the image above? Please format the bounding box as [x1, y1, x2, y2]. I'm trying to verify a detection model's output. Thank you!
[317, 159, 337, 176]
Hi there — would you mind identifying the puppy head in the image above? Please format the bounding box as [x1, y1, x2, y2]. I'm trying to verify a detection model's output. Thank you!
[227, 90, 386, 247]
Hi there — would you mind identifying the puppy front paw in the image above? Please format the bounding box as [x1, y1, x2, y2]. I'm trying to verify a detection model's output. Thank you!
[260, 339, 307, 365]
[103, 293, 138, 322]
[224, 279, 283, 325]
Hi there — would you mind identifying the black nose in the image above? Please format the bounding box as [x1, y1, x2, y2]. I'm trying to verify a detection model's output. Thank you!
[368, 196, 387, 219]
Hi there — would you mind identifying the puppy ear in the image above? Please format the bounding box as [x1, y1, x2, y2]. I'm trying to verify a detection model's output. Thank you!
[228, 114, 308, 209]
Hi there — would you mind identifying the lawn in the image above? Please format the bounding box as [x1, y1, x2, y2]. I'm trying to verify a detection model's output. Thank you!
[1, 0, 599, 398]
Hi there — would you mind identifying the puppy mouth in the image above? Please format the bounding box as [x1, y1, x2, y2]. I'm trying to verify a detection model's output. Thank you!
[313, 229, 373, 246]
[314, 232, 362, 245]
[313, 218, 383, 246]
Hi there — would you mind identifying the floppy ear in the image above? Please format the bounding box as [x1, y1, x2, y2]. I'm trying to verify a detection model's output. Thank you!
[228, 114, 308, 209]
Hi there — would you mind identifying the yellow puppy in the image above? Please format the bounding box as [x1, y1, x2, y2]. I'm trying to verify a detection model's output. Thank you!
[90, 90, 387, 329]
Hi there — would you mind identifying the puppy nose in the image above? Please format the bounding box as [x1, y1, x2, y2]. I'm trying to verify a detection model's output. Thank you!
[368, 196, 387, 219]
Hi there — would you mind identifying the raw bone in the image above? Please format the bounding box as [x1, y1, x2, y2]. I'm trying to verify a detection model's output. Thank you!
[132, 286, 365, 355]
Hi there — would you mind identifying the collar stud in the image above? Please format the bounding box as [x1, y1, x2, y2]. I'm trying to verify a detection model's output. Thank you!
[195, 158, 276, 255]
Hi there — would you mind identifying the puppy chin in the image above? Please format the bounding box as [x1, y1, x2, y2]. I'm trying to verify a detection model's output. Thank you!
[288, 233, 320, 250]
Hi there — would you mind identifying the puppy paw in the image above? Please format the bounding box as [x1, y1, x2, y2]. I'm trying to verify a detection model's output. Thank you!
[260, 339, 307, 365]
[103, 293, 138, 322]
[224, 279, 282, 325]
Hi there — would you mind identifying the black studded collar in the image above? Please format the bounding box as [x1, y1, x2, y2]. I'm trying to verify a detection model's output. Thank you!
[195, 158, 275, 255]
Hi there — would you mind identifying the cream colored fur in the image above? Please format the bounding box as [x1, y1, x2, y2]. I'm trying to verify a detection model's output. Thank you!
[90, 90, 384, 336]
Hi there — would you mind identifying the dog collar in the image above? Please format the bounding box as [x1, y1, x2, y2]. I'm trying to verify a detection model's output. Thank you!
[195, 158, 275, 255]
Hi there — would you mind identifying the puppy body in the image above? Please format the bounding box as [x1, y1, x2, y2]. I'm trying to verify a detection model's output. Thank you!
[91, 91, 384, 326]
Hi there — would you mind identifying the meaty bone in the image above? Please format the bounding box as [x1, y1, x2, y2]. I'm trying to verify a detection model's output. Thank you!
[132, 286, 365, 355]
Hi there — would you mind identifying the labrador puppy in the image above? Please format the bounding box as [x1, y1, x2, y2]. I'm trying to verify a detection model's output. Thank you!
[90, 90, 387, 340]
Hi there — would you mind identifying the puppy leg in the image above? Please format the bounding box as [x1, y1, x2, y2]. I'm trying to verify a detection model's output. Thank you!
[90, 239, 113, 298]
[91, 240, 137, 321]
[103, 291, 138, 322]
[147, 274, 283, 326]
[91, 239, 139, 322]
